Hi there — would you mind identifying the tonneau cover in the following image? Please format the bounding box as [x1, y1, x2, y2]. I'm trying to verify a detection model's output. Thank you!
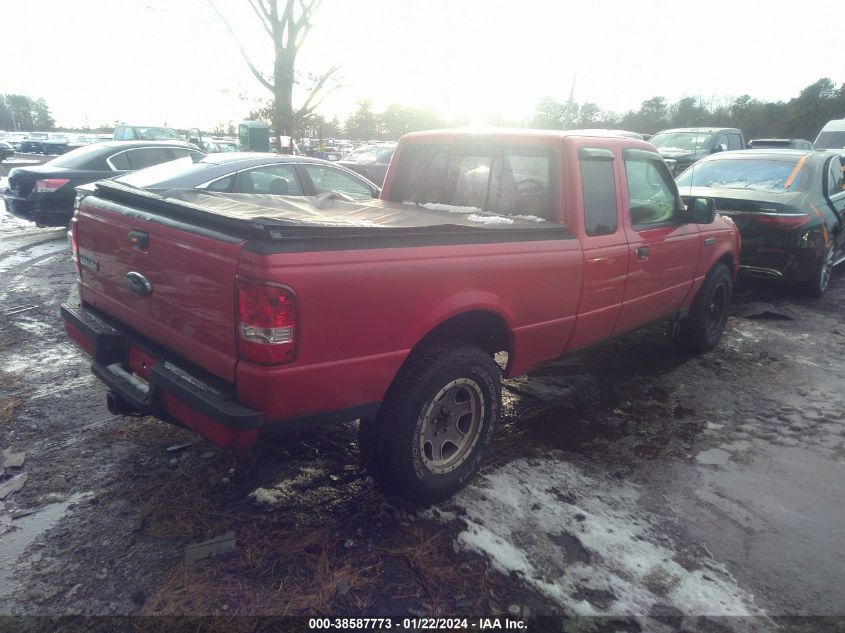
[93, 180, 562, 235]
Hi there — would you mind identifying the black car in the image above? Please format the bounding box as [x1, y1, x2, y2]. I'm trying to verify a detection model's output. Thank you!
[339, 145, 395, 186]
[676, 149, 845, 296]
[0, 140, 14, 162]
[3, 141, 204, 226]
[95, 152, 381, 201]
[749, 138, 815, 150]
[651, 127, 746, 176]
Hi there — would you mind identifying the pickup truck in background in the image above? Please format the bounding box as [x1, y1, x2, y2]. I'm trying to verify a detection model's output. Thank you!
[61, 129, 740, 503]
[650, 127, 747, 176]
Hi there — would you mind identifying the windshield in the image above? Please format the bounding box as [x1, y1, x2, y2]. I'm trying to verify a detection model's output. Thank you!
[345, 146, 393, 164]
[135, 127, 182, 141]
[814, 131, 845, 150]
[676, 157, 810, 193]
[116, 155, 208, 187]
[650, 132, 712, 152]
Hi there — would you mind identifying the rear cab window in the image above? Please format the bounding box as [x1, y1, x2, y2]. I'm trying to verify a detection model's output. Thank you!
[387, 142, 559, 224]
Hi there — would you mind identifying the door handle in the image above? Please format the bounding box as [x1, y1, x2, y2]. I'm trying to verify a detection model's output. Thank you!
[128, 230, 149, 249]
[635, 246, 650, 259]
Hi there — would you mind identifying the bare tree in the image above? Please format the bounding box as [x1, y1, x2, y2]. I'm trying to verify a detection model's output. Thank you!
[207, 0, 340, 138]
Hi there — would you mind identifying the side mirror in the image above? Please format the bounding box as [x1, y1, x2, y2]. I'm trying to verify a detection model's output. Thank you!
[687, 197, 716, 224]
[712, 143, 728, 153]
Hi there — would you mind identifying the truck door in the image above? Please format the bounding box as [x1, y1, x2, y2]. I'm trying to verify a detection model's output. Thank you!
[614, 148, 700, 334]
[567, 145, 630, 350]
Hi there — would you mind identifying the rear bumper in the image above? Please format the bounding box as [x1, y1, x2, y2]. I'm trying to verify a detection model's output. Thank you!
[61, 302, 263, 449]
[3, 192, 72, 226]
[739, 246, 821, 282]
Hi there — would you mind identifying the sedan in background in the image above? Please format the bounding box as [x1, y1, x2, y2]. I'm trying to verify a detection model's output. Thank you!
[94, 152, 381, 201]
[339, 144, 396, 186]
[749, 139, 815, 150]
[677, 150, 845, 296]
[3, 141, 204, 226]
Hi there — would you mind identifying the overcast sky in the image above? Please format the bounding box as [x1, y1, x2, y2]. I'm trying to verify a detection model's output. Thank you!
[3, 0, 842, 131]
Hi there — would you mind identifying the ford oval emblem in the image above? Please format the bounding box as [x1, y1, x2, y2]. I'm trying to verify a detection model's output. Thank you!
[125, 271, 153, 297]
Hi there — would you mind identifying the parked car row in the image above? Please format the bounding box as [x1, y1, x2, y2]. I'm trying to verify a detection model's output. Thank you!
[6, 122, 844, 301]
[2, 140, 382, 227]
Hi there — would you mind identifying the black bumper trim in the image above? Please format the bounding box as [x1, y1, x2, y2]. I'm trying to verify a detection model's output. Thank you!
[61, 303, 263, 431]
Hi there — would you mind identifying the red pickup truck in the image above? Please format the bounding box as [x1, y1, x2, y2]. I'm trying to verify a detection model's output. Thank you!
[62, 129, 740, 502]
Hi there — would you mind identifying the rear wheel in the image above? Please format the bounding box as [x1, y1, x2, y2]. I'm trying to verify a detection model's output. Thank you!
[674, 263, 732, 354]
[359, 342, 501, 504]
[804, 243, 835, 298]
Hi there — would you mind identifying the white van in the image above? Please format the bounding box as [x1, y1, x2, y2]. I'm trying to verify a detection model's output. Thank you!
[814, 119, 845, 151]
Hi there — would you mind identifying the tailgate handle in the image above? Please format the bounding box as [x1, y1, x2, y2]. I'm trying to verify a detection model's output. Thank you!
[128, 230, 149, 249]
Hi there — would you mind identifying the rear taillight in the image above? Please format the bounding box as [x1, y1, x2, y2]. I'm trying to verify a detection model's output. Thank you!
[34, 178, 70, 193]
[751, 213, 810, 230]
[69, 217, 79, 260]
[236, 280, 297, 364]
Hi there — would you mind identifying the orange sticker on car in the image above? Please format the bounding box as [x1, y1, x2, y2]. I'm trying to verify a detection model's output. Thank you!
[783, 154, 809, 190]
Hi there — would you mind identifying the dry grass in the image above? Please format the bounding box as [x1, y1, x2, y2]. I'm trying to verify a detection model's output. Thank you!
[140, 517, 502, 619]
[0, 369, 21, 391]
[0, 396, 22, 426]
[129, 454, 509, 619]
[102, 420, 529, 621]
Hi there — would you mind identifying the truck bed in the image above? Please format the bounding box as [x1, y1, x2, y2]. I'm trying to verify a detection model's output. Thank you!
[91, 181, 571, 252]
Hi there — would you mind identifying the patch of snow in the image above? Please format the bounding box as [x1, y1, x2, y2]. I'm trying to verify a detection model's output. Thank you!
[417, 202, 482, 214]
[13, 317, 52, 336]
[467, 214, 514, 225]
[2, 342, 86, 376]
[248, 466, 326, 507]
[408, 202, 545, 224]
[0, 241, 66, 274]
[709, 179, 788, 192]
[430, 455, 762, 617]
[695, 448, 731, 466]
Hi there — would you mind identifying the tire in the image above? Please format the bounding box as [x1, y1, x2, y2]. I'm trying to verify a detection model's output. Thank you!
[675, 263, 732, 354]
[803, 243, 835, 298]
[359, 342, 501, 504]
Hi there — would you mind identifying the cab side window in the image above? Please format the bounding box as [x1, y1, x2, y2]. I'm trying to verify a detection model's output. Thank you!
[623, 152, 680, 227]
[579, 147, 617, 236]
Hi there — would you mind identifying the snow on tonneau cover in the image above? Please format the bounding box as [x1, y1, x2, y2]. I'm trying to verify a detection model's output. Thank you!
[76, 181, 563, 383]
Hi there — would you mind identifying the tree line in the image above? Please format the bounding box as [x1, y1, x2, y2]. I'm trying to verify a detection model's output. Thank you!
[529, 78, 845, 141]
[0, 94, 55, 132]
[291, 77, 845, 142]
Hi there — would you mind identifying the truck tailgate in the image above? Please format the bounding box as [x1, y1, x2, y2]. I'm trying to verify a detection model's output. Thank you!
[75, 195, 244, 382]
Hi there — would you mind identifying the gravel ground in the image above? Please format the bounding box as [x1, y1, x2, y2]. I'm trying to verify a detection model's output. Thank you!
[0, 214, 843, 632]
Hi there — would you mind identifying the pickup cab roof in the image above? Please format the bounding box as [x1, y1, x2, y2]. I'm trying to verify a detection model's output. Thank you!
[399, 127, 654, 144]
[655, 127, 741, 134]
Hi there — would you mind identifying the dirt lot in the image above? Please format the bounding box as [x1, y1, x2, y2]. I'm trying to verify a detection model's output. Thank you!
[0, 210, 843, 632]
